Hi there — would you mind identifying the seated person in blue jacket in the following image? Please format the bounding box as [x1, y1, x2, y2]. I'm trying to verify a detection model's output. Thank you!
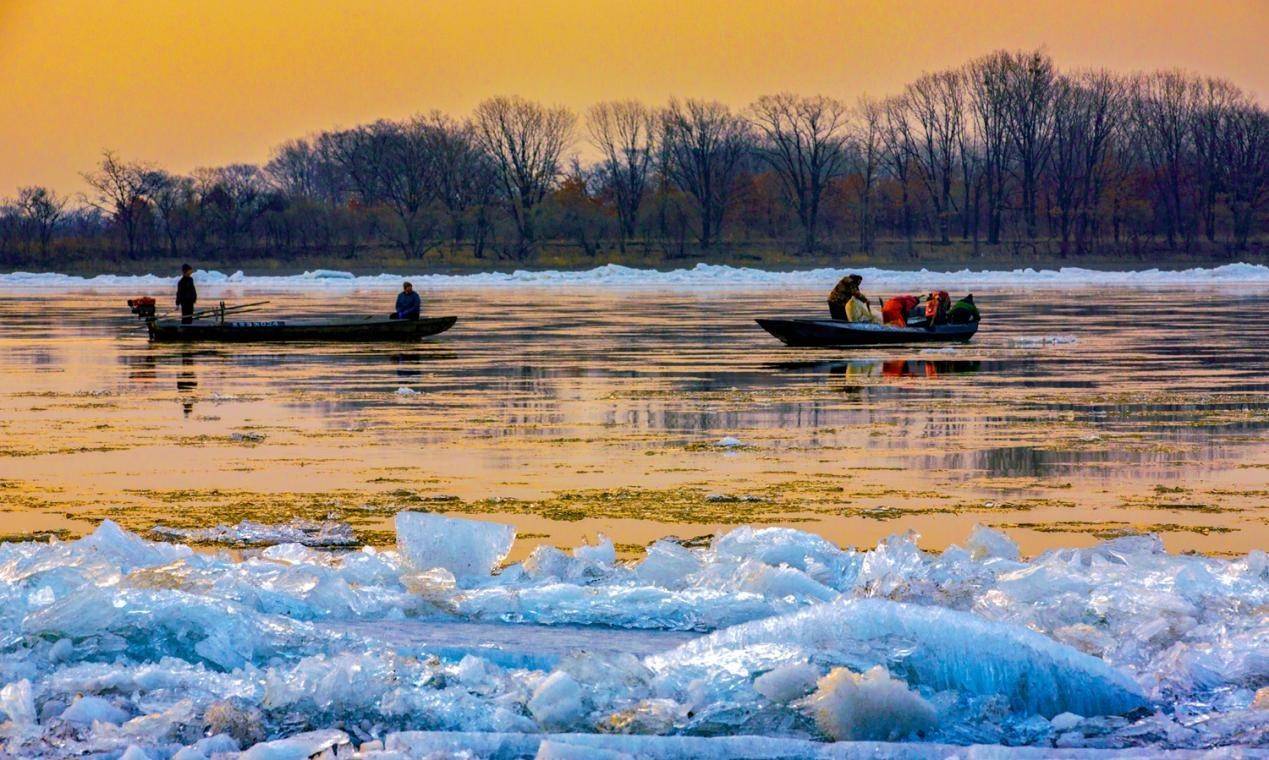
[391, 281, 421, 320]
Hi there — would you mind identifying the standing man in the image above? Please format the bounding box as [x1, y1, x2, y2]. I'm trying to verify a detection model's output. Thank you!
[176, 264, 197, 324]
[392, 281, 421, 320]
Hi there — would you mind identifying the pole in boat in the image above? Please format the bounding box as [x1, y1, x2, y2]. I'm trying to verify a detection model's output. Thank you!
[131, 300, 271, 327]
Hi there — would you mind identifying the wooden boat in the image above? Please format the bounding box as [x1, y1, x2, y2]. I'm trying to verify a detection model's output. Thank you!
[756, 317, 978, 347]
[146, 315, 457, 342]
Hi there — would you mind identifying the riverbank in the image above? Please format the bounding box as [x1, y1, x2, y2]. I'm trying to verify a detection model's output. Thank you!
[9, 237, 1264, 277]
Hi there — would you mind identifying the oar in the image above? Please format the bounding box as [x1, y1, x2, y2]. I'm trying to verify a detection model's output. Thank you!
[157, 301, 271, 322]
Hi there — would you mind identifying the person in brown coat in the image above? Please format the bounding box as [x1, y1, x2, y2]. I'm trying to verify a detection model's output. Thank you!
[827, 274, 865, 320]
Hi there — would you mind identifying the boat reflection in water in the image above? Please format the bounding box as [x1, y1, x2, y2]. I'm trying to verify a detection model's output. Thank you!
[769, 358, 985, 379]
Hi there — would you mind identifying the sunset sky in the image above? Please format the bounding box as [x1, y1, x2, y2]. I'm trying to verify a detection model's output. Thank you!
[2, 0, 1265, 196]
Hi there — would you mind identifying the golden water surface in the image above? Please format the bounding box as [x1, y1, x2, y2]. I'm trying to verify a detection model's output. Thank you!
[1, 287, 1264, 559]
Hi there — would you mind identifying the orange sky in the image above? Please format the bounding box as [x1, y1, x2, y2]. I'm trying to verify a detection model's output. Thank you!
[1, 0, 1265, 196]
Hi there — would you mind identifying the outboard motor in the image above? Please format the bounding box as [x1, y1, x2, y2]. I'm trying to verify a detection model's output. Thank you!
[127, 297, 157, 319]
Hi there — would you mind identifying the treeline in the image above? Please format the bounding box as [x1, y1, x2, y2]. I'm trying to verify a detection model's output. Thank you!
[2, 49, 1266, 268]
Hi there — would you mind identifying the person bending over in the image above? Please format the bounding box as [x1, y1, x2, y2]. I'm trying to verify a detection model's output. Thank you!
[948, 293, 980, 324]
[826, 274, 879, 323]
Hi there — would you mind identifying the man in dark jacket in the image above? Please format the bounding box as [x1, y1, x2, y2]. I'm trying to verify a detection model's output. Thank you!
[176, 264, 197, 324]
[392, 281, 421, 320]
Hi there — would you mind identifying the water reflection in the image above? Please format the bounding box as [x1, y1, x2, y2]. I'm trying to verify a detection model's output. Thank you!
[177, 351, 197, 417]
[768, 358, 992, 377]
[0, 287, 1264, 553]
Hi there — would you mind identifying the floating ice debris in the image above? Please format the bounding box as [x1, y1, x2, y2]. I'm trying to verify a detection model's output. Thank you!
[151, 519, 357, 548]
[716, 436, 744, 448]
[704, 493, 764, 503]
[395, 512, 515, 579]
[394, 386, 420, 396]
[0, 518, 1262, 755]
[802, 665, 937, 741]
[1012, 334, 1079, 347]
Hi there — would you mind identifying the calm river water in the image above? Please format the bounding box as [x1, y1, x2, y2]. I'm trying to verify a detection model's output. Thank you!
[0, 285, 1264, 558]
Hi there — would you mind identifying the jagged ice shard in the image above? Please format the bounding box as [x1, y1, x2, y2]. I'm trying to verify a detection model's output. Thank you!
[647, 598, 1149, 718]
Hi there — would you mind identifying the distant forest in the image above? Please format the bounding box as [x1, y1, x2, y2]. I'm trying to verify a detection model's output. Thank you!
[3, 49, 1266, 271]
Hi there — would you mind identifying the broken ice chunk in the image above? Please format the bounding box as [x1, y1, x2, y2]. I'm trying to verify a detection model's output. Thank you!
[574, 535, 616, 565]
[753, 662, 821, 703]
[633, 540, 702, 589]
[0, 679, 36, 727]
[394, 512, 515, 580]
[60, 695, 128, 725]
[238, 729, 351, 759]
[528, 671, 587, 730]
[966, 525, 1021, 562]
[649, 598, 1148, 719]
[801, 665, 937, 741]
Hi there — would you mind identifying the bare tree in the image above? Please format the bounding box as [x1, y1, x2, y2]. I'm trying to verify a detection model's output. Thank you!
[1220, 102, 1269, 250]
[1049, 71, 1125, 255]
[878, 96, 917, 253]
[660, 99, 751, 251]
[851, 97, 885, 252]
[587, 100, 657, 252]
[902, 71, 964, 244]
[267, 138, 326, 201]
[372, 118, 447, 259]
[17, 186, 66, 255]
[1191, 79, 1244, 242]
[0, 202, 21, 263]
[473, 96, 575, 258]
[148, 171, 197, 258]
[748, 93, 851, 253]
[195, 165, 278, 252]
[1001, 50, 1058, 240]
[417, 113, 497, 249]
[965, 52, 1013, 245]
[81, 150, 158, 256]
[1129, 71, 1199, 248]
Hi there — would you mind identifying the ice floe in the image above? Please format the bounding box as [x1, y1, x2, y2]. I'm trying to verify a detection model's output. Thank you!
[151, 520, 357, 548]
[0, 515, 1262, 756]
[1, 262, 1267, 294]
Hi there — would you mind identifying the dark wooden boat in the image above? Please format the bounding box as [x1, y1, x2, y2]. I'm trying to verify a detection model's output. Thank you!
[147, 315, 457, 342]
[756, 317, 977, 347]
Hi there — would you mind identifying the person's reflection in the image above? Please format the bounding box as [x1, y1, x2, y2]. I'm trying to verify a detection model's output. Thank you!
[391, 352, 423, 380]
[882, 359, 909, 378]
[123, 352, 158, 382]
[177, 351, 198, 417]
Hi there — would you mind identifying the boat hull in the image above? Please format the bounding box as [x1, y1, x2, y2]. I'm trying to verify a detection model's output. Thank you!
[756, 317, 977, 347]
[147, 315, 457, 342]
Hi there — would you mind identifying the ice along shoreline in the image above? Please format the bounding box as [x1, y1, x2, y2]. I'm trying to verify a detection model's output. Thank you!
[0, 260, 1267, 293]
